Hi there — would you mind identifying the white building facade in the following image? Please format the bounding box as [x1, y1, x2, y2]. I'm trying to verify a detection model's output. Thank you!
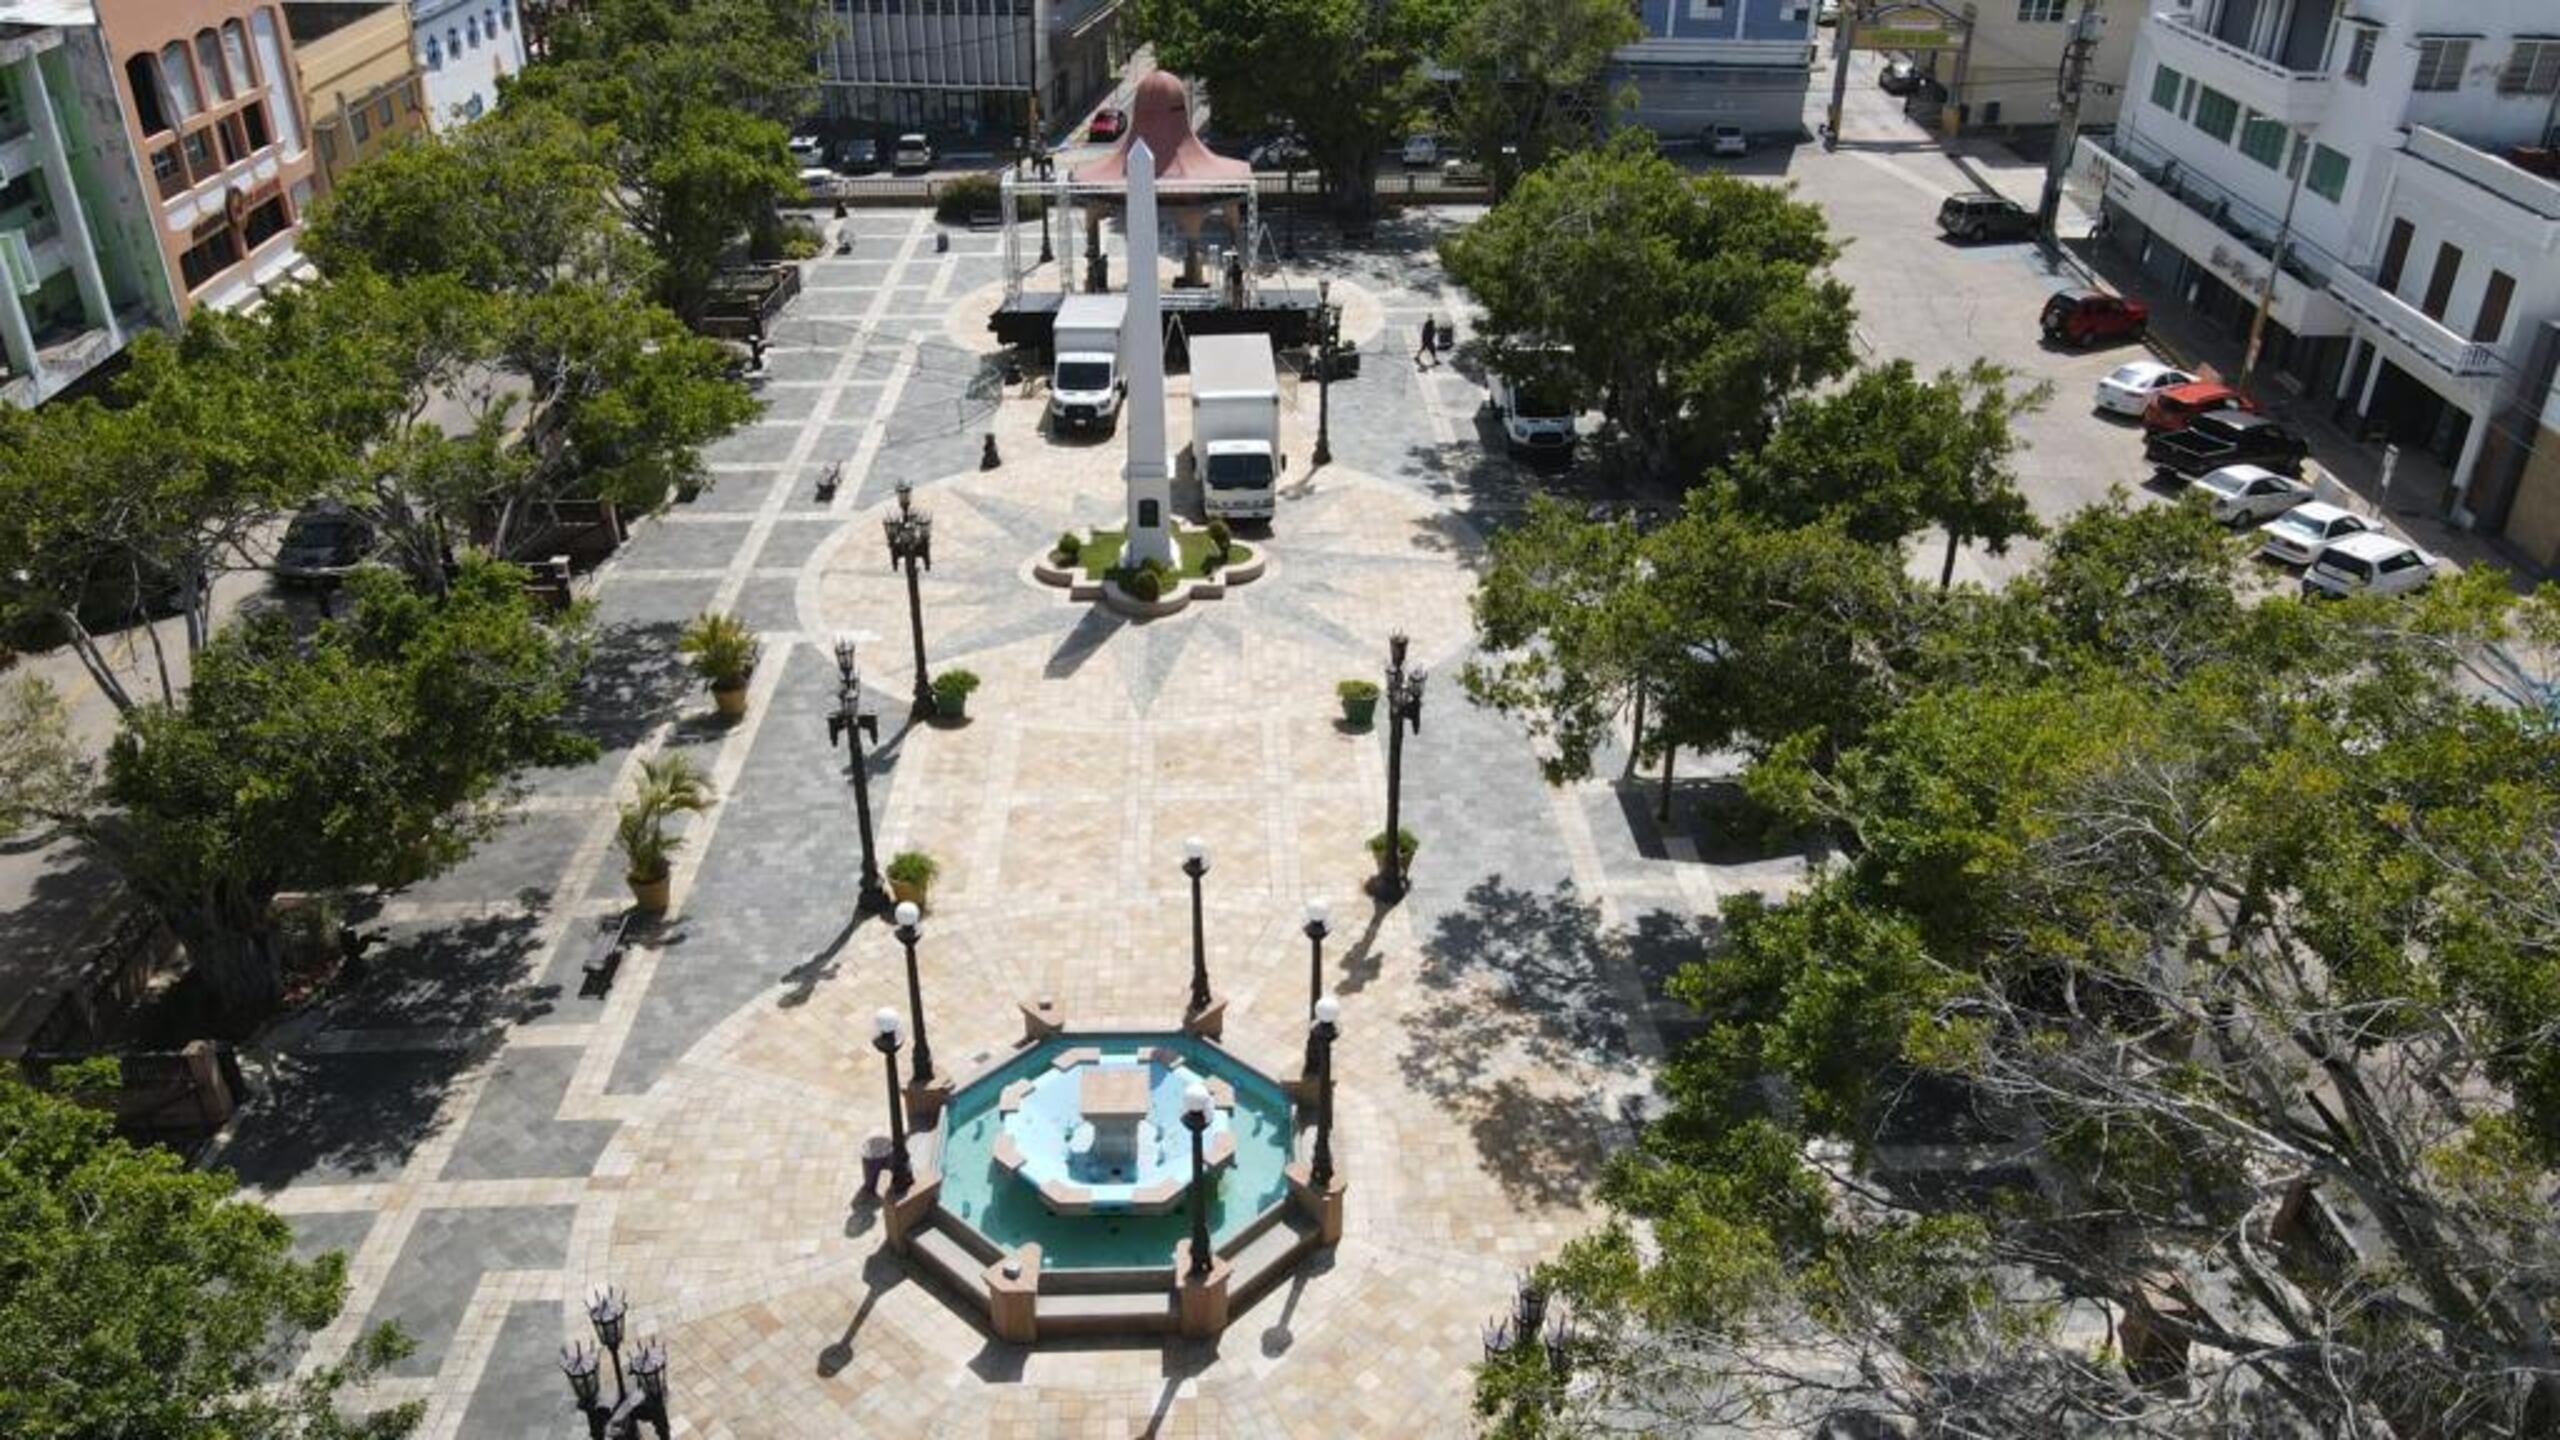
[2078, 0, 2560, 550]
[410, 0, 519, 127]
[817, 0, 1126, 148]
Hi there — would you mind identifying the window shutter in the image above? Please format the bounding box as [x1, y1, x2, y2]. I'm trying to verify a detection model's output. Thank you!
[0, 230, 38, 296]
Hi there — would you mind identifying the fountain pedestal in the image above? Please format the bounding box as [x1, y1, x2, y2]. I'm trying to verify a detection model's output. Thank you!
[883, 1166, 943, 1252]
[1078, 1067, 1151, 1176]
[1287, 1160, 1347, 1247]
[1181, 995, 1227, 1041]
[1173, 1240, 1233, 1338]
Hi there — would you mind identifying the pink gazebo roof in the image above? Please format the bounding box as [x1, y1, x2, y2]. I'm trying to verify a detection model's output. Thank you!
[1071, 71, 1251, 186]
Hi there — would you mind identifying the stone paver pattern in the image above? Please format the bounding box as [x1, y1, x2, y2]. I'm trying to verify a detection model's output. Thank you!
[211, 207, 1806, 1439]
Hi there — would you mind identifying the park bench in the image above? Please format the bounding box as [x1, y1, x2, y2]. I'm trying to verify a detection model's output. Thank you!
[580, 910, 636, 997]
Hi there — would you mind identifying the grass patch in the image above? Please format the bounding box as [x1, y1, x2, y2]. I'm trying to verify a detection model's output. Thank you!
[1070, 528, 1253, 584]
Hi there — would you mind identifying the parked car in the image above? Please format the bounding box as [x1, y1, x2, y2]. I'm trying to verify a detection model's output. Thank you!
[2304, 531, 2441, 598]
[1819, 0, 1841, 24]
[2042, 289, 2148, 346]
[1880, 59, 1922, 95]
[1488, 357, 1578, 456]
[835, 136, 880, 173]
[271, 504, 378, 586]
[1089, 108, 1126, 142]
[1706, 124, 1748, 157]
[2258, 501, 2379, 567]
[1937, 191, 2035, 243]
[2191, 464, 2314, 524]
[1252, 135, 1311, 172]
[2140, 380, 2257, 433]
[1402, 134, 1439, 167]
[892, 133, 934, 172]
[787, 133, 825, 166]
[2092, 361, 2197, 418]
[1441, 153, 1488, 184]
[2146, 410, 2309, 481]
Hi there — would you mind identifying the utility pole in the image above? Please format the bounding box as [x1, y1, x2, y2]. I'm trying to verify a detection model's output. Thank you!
[2035, 0, 2103, 244]
[2241, 128, 2311, 388]
[1824, 2, 1860, 148]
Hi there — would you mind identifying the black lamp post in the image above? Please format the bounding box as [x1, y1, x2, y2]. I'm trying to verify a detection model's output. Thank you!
[1182, 837, 1212, 1016]
[1378, 632, 1427, 900]
[1037, 155, 1055, 265]
[872, 1007, 915, 1194]
[1181, 1081, 1214, 1277]
[1312, 278, 1338, 468]
[1302, 899, 1330, 1020]
[1307, 995, 1340, 1190]
[559, 1287, 670, 1438]
[882, 479, 935, 717]
[893, 901, 934, 1089]
[825, 635, 892, 916]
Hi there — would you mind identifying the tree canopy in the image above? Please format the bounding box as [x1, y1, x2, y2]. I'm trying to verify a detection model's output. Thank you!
[1441, 136, 1857, 480]
[1479, 502, 2560, 1438]
[1444, 0, 1638, 191]
[0, 1072, 419, 1438]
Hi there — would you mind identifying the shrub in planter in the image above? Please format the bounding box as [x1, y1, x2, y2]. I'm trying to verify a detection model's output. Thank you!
[1054, 531, 1083, 565]
[1122, 566, 1164, 602]
[1366, 826, 1420, 876]
[679, 611, 761, 717]
[886, 850, 940, 908]
[931, 668, 980, 719]
[780, 218, 826, 260]
[1206, 519, 1233, 565]
[617, 755, 715, 910]
[933, 173, 1001, 225]
[1337, 678, 1380, 727]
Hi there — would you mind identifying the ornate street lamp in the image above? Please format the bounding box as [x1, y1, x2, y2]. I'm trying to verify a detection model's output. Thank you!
[559, 1287, 670, 1437]
[1312, 278, 1339, 468]
[825, 634, 891, 916]
[1378, 633, 1427, 900]
[873, 1007, 915, 1194]
[1182, 837, 1212, 1016]
[1181, 1081, 1214, 1278]
[1306, 994, 1340, 1190]
[882, 479, 935, 717]
[1302, 899, 1330, 1020]
[893, 901, 934, 1089]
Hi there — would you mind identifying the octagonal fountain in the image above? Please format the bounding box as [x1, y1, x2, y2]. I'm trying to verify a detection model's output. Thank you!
[886, 1022, 1342, 1342]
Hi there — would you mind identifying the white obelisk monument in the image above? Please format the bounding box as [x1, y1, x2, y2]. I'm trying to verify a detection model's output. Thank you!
[1119, 139, 1176, 570]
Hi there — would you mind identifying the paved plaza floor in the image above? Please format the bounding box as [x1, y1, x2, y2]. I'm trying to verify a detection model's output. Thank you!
[209, 209, 1806, 1438]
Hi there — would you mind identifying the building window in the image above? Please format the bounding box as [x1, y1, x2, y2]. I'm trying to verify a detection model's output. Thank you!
[242, 99, 268, 150]
[376, 95, 395, 128]
[500, 1, 513, 29]
[2190, 85, 2239, 143]
[2475, 270, 2515, 344]
[1685, 0, 1722, 18]
[2305, 143, 2348, 203]
[2413, 37, 2470, 92]
[126, 54, 172, 134]
[223, 21, 254, 88]
[352, 105, 372, 143]
[425, 37, 441, 68]
[2148, 63, 2182, 111]
[2018, 0, 2064, 20]
[2502, 40, 2560, 95]
[217, 113, 247, 165]
[2344, 26, 2375, 83]
[449, 28, 462, 57]
[181, 127, 218, 182]
[159, 42, 202, 118]
[242, 195, 287, 249]
[2238, 113, 2286, 168]
[196, 31, 233, 102]
[179, 224, 241, 290]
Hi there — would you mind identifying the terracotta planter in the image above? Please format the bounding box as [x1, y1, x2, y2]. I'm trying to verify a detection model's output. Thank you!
[1340, 694, 1378, 728]
[889, 878, 930, 911]
[629, 872, 673, 912]
[712, 684, 749, 718]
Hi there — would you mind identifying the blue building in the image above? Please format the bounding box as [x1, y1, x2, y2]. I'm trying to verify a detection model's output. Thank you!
[1609, 0, 1816, 141]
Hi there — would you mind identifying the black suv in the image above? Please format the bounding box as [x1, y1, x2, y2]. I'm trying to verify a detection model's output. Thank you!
[2144, 409, 2312, 481]
[1938, 192, 2035, 243]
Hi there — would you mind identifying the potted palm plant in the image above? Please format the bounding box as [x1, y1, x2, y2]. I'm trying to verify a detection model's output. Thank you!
[1337, 679, 1380, 728]
[886, 850, 940, 910]
[679, 612, 761, 719]
[931, 668, 980, 721]
[617, 754, 715, 912]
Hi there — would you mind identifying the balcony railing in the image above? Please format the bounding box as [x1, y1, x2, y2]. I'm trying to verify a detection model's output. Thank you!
[2147, 9, 2333, 126]
[2094, 127, 2334, 289]
[2328, 267, 2502, 380]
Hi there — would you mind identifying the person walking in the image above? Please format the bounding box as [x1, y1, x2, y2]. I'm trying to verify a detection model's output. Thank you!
[1415, 315, 1438, 369]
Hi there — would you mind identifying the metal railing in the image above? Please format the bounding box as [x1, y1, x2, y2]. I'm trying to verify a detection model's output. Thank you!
[2156, 7, 2330, 82]
[2095, 127, 2336, 290]
[2329, 267, 2502, 378]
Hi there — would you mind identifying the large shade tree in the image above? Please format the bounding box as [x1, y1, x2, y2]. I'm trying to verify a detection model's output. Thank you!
[1444, 0, 1638, 191]
[1442, 136, 1857, 480]
[0, 1071, 419, 1438]
[1479, 504, 2560, 1438]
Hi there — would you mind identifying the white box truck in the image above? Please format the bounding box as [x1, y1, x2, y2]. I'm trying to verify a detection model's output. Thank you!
[1187, 333, 1282, 522]
[1048, 294, 1128, 434]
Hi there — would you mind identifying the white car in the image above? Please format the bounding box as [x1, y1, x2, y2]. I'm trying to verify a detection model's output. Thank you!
[2092, 361, 2196, 418]
[1707, 124, 1748, 157]
[2258, 502, 2379, 567]
[1489, 367, 1577, 455]
[1402, 134, 1439, 167]
[2304, 531, 2441, 598]
[787, 133, 825, 166]
[1819, 0, 1841, 24]
[892, 133, 934, 172]
[2192, 464, 2313, 524]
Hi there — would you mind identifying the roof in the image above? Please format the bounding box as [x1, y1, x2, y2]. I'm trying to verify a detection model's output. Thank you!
[0, 0, 97, 29]
[1072, 71, 1250, 186]
[1055, 293, 1126, 331]
[2324, 529, 2414, 560]
[1189, 333, 1273, 396]
[2279, 501, 2353, 524]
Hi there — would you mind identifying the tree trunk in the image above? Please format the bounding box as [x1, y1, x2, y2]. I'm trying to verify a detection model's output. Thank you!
[1939, 528, 1963, 590]
[165, 907, 285, 1034]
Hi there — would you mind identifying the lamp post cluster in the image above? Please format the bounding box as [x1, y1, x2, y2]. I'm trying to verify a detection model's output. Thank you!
[1302, 900, 1329, 1019]
[871, 1007, 917, 1195]
[1377, 632, 1427, 900]
[1312, 278, 1342, 468]
[892, 901, 935, 1092]
[1481, 1272, 1575, 1399]
[882, 479, 935, 717]
[558, 1287, 671, 1438]
[825, 635, 891, 916]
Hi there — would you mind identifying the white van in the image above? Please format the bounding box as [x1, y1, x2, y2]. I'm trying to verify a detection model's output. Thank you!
[1488, 352, 1577, 455]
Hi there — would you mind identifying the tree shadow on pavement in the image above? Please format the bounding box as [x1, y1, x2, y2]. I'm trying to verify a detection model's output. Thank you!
[570, 620, 693, 756]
